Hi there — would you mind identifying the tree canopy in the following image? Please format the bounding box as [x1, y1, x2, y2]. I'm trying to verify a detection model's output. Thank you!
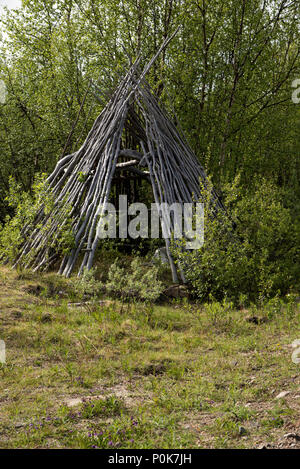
[0, 0, 299, 299]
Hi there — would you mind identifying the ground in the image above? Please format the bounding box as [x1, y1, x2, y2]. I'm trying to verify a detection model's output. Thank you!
[0, 266, 299, 449]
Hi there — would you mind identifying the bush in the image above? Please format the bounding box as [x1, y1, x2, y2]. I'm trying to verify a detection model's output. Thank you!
[0, 175, 75, 266]
[173, 177, 299, 305]
[72, 267, 103, 300]
[104, 258, 164, 302]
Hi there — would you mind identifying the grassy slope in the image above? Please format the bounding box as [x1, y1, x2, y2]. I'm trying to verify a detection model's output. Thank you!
[0, 266, 299, 449]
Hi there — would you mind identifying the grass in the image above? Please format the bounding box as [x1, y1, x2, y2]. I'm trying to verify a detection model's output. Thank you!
[0, 265, 299, 449]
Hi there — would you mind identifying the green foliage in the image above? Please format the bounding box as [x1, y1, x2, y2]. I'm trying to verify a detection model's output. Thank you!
[0, 175, 45, 262]
[173, 177, 300, 304]
[71, 259, 164, 303]
[0, 0, 299, 223]
[72, 267, 102, 300]
[81, 396, 124, 419]
[77, 171, 88, 183]
[75, 415, 142, 449]
[104, 258, 164, 302]
[261, 404, 293, 430]
[0, 174, 75, 265]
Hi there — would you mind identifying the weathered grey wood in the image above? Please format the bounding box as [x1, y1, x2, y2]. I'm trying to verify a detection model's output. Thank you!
[9, 40, 226, 281]
[116, 159, 139, 168]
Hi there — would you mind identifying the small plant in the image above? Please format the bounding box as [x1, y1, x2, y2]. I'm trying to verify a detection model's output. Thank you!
[77, 171, 88, 183]
[0, 175, 75, 267]
[261, 404, 293, 430]
[103, 258, 164, 302]
[75, 415, 141, 449]
[72, 267, 102, 300]
[81, 396, 124, 419]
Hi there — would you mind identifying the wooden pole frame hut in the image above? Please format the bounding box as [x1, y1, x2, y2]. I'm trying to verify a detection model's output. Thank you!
[12, 40, 225, 282]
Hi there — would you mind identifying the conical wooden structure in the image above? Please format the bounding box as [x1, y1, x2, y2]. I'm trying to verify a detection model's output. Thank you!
[12, 50, 225, 282]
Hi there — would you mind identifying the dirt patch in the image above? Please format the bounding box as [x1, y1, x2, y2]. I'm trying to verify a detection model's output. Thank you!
[64, 383, 144, 409]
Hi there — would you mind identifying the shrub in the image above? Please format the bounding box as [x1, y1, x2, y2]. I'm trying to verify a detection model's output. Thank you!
[72, 267, 103, 300]
[173, 177, 299, 305]
[104, 258, 164, 302]
[0, 175, 75, 266]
